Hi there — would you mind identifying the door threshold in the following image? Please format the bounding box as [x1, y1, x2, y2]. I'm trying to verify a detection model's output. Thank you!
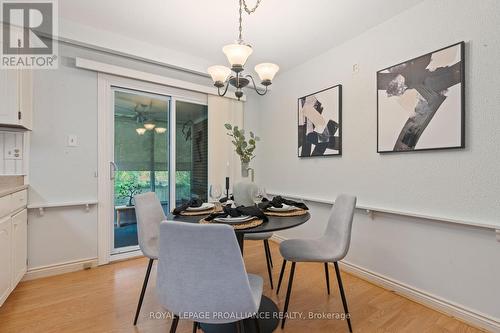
[110, 248, 143, 262]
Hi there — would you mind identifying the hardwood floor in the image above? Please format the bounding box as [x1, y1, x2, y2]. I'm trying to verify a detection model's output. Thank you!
[0, 241, 483, 333]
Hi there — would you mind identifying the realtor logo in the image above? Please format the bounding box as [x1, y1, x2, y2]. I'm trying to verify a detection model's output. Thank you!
[1, 0, 58, 69]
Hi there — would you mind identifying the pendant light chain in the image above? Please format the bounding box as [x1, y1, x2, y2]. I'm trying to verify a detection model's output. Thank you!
[242, 0, 262, 14]
[238, 0, 262, 43]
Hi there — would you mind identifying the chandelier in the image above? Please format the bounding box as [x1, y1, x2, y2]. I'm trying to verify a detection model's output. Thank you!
[207, 0, 279, 100]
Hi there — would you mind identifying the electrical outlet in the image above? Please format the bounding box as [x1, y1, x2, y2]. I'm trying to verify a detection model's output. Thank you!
[67, 135, 78, 147]
[5, 147, 22, 160]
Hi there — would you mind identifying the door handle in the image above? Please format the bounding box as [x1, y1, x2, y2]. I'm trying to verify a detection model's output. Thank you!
[110, 161, 117, 180]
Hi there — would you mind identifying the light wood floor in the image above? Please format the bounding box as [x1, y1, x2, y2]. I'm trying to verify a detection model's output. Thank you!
[0, 241, 483, 333]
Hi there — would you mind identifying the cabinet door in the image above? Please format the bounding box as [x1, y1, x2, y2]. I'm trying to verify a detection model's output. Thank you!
[12, 209, 27, 286]
[19, 70, 33, 129]
[0, 216, 12, 306]
[0, 67, 19, 126]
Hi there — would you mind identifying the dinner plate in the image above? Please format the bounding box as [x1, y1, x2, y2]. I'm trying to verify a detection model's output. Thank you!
[267, 204, 298, 212]
[214, 215, 254, 224]
[185, 202, 215, 211]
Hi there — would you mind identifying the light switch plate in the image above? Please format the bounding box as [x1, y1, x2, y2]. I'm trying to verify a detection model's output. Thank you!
[67, 135, 78, 147]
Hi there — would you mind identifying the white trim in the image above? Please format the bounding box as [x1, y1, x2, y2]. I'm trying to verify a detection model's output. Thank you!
[270, 235, 500, 332]
[76, 57, 246, 101]
[267, 191, 499, 230]
[23, 258, 98, 281]
[97, 74, 112, 265]
[169, 98, 177, 207]
[27, 200, 97, 209]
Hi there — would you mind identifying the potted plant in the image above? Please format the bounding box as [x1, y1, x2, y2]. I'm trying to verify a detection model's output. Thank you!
[225, 123, 260, 177]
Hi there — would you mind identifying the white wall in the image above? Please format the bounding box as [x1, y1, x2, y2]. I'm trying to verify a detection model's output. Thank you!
[28, 42, 219, 271]
[253, 0, 500, 327]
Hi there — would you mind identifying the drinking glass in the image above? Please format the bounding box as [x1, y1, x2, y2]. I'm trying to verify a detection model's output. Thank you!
[209, 185, 222, 202]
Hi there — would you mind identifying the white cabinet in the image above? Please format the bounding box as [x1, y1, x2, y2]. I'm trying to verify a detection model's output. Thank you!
[12, 209, 27, 286]
[0, 216, 12, 306]
[0, 41, 33, 129]
[0, 189, 28, 307]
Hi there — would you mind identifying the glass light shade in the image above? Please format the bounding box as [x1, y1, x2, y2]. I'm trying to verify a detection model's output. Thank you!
[155, 127, 167, 134]
[136, 128, 146, 135]
[207, 65, 231, 83]
[144, 122, 156, 130]
[222, 44, 253, 67]
[255, 63, 279, 82]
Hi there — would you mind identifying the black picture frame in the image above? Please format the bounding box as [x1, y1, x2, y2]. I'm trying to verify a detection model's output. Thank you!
[376, 41, 465, 153]
[298, 84, 342, 157]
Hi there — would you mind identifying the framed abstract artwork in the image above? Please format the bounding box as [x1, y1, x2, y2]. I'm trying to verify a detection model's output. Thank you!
[377, 41, 465, 153]
[298, 84, 342, 157]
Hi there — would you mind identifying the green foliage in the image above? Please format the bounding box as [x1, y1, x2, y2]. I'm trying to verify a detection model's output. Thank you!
[225, 123, 260, 164]
[115, 172, 143, 206]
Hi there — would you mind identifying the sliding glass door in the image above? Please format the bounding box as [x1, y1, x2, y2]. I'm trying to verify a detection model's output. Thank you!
[175, 101, 208, 205]
[110, 88, 208, 253]
[112, 88, 170, 252]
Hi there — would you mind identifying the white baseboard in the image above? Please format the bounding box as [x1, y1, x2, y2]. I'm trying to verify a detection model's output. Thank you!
[270, 235, 500, 332]
[23, 258, 98, 281]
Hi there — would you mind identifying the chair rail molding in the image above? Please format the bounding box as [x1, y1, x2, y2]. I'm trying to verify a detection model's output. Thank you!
[27, 200, 98, 216]
[267, 191, 500, 238]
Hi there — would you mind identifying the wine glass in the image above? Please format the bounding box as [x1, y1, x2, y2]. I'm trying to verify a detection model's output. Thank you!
[209, 185, 222, 203]
[258, 187, 268, 200]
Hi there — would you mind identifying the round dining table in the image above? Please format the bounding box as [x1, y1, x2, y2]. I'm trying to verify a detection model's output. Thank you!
[169, 211, 311, 333]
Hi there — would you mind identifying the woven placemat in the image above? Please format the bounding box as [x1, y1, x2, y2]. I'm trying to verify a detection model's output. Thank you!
[264, 209, 308, 217]
[179, 203, 223, 216]
[199, 218, 264, 230]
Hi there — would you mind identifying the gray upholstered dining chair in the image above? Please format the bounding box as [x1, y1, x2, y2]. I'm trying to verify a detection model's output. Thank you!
[132, 192, 166, 325]
[234, 181, 275, 288]
[157, 221, 263, 332]
[276, 194, 356, 331]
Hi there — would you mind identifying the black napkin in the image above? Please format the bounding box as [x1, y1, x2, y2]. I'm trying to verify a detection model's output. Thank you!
[206, 205, 268, 222]
[258, 196, 309, 211]
[172, 198, 204, 215]
[219, 195, 234, 203]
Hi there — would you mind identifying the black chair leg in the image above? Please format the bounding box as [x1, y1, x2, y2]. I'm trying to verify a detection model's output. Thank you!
[281, 262, 296, 329]
[264, 241, 274, 289]
[235, 320, 245, 333]
[334, 262, 352, 333]
[133, 258, 154, 325]
[324, 262, 330, 295]
[264, 239, 273, 267]
[170, 315, 179, 333]
[253, 317, 261, 333]
[192, 321, 198, 333]
[276, 259, 287, 294]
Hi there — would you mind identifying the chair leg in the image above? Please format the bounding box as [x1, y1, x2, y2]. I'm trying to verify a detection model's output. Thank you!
[192, 321, 198, 333]
[276, 259, 287, 294]
[133, 258, 154, 325]
[170, 315, 179, 333]
[264, 241, 274, 289]
[324, 262, 330, 295]
[334, 262, 352, 333]
[264, 239, 273, 267]
[253, 317, 261, 333]
[235, 320, 245, 333]
[281, 262, 296, 329]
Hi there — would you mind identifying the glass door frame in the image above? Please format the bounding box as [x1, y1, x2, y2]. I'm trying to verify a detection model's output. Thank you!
[110, 87, 171, 256]
[97, 73, 208, 264]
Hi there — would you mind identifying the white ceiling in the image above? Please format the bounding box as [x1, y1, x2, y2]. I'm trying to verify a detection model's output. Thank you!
[59, 0, 424, 74]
